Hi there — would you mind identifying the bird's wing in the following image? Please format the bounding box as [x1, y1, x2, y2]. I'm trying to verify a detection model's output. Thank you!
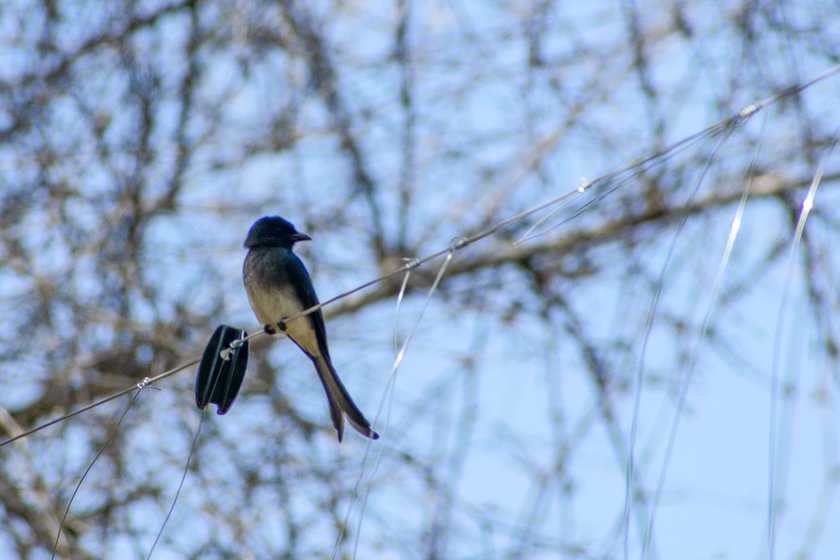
[284, 253, 378, 441]
[282, 253, 330, 357]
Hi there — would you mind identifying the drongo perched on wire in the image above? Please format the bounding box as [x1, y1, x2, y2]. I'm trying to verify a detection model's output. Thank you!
[243, 216, 379, 442]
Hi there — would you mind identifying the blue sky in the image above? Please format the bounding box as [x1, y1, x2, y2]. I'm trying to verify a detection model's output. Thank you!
[2, 1, 840, 559]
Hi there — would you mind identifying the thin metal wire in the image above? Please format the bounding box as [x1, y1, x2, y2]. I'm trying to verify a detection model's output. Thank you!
[3, 63, 837, 451]
[329, 249, 456, 560]
[767, 130, 837, 560]
[51, 381, 151, 559]
[629, 125, 737, 560]
[352, 249, 457, 560]
[147, 408, 207, 559]
[393, 258, 420, 353]
[623, 114, 766, 558]
[0, 360, 198, 449]
[282, 64, 840, 329]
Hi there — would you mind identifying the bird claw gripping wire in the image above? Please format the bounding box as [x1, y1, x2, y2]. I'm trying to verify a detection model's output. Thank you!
[263, 319, 287, 335]
[195, 325, 250, 415]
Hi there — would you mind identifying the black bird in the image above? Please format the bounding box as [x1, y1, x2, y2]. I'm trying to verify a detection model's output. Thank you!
[243, 216, 379, 442]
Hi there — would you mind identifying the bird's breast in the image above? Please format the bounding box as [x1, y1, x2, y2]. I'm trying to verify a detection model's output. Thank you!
[243, 251, 321, 355]
[245, 283, 302, 326]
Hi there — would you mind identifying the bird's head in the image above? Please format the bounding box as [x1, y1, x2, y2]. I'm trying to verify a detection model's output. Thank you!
[244, 216, 312, 249]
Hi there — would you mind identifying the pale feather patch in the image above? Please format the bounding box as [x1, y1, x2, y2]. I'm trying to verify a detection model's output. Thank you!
[245, 283, 320, 356]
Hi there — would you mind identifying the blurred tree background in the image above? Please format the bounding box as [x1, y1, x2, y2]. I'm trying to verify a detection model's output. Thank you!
[1, 0, 839, 558]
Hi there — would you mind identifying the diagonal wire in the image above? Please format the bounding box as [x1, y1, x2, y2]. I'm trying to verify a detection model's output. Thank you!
[767, 128, 838, 560]
[514, 179, 593, 245]
[621, 124, 736, 560]
[51, 379, 155, 559]
[330, 263, 417, 560]
[393, 258, 420, 353]
[3, 64, 839, 450]
[328, 246, 457, 560]
[622, 114, 766, 558]
[352, 248, 457, 560]
[147, 408, 207, 559]
[280, 61, 840, 330]
[0, 360, 199, 449]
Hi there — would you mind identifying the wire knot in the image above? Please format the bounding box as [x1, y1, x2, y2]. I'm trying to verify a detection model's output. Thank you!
[220, 330, 248, 361]
[449, 237, 468, 252]
[137, 377, 152, 390]
[402, 257, 421, 270]
[578, 177, 592, 193]
[738, 104, 758, 119]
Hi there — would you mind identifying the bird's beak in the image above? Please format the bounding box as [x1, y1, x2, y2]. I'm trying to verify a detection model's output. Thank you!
[291, 232, 312, 242]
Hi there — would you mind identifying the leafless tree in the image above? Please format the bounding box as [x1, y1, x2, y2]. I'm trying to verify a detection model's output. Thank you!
[1, 1, 839, 558]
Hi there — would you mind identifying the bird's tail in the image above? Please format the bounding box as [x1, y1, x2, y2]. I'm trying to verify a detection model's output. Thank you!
[312, 356, 379, 442]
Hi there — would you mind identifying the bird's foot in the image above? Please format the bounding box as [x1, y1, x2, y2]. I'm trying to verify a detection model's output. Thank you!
[263, 320, 287, 336]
